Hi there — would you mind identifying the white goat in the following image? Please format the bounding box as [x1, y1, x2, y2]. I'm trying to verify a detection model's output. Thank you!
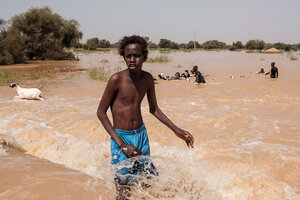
[9, 83, 44, 100]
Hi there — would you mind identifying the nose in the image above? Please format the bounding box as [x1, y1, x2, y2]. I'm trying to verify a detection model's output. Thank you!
[129, 56, 136, 62]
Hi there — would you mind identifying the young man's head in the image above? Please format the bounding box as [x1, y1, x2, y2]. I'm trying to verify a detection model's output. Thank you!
[191, 65, 198, 73]
[118, 35, 149, 73]
[271, 62, 275, 67]
[175, 72, 180, 79]
[119, 35, 148, 61]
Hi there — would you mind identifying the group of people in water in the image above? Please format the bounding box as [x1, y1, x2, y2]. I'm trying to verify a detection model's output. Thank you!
[159, 62, 278, 84]
[256, 62, 279, 78]
[158, 65, 206, 83]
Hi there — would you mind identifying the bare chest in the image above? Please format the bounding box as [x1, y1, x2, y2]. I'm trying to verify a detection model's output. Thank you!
[117, 79, 148, 105]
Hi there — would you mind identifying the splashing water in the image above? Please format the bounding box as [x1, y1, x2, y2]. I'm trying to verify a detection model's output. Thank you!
[1, 51, 300, 199]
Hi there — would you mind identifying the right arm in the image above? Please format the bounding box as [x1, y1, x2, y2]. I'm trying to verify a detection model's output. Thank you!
[97, 74, 142, 157]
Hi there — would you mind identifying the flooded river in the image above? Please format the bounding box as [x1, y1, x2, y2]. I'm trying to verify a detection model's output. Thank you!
[0, 50, 299, 199]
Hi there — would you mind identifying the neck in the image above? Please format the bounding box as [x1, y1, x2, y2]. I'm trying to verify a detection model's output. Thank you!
[128, 69, 143, 81]
[15, 85, 20, 91]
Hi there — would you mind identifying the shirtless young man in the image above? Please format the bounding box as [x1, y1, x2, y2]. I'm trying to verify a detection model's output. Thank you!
[265, 62, 278, 78]
[97, 35, 194, 200]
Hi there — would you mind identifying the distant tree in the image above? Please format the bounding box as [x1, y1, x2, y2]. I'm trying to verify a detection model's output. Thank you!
[290, 44, 298, 51]
[169, 41, 179, 49]
[111, 42, 119, 48]
[202, 40, 226, 49]
[233, 41, 243, 49]
[82, 44, 88, 50]
[264, 43, 273, 50]
[143, 37, 150, 43]
[229, 41, 244, 51]
[98, 39, 111, 48]
[61, 19, 83, 48]
[245, 40, 256, 50]
[256, 40, 265, 50]
[245, 40, 265, 50]
[86, 37, 99, 50]
[296, 43, 300, 50]
[158, 39, 172, 48]
[186, 41, 201, 49]
[178, 43, 187, 49]
[0, 18, 26, 64]
[74, 42, 83, 49]
[0, 19, 6, 38]
[273, 42, 291, 51]
[148, 42, 158, 49]
[9, 7, 82, 60]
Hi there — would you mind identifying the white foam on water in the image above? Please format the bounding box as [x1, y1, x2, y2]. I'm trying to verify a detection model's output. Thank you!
[0, 144, 7, 156]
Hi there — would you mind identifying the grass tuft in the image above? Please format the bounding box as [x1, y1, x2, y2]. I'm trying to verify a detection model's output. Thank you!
[100, 59, 109, 64]
[0, 69, 18, 86]
[87, 66, 111, 81]
[146, 55, 170, 63]
[290, 55, 298, 60]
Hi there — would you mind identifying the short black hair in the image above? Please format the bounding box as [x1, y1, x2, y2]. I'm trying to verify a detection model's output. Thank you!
[192, 65, 198, 72]
[118, 35, 148, 61]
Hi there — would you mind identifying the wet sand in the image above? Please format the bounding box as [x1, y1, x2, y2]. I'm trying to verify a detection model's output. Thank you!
[0, 50, 300, 199]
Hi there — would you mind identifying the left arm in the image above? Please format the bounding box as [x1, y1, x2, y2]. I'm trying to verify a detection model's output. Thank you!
[146, 74, 194, 148]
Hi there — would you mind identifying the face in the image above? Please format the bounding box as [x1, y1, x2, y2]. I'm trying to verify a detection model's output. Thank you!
[9, 83, 16, 88]
[124, 43, 145, 73]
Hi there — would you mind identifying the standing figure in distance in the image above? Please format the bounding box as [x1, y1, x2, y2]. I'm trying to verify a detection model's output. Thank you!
[265, 62, 278, 78]
[97, 35, 194, 200]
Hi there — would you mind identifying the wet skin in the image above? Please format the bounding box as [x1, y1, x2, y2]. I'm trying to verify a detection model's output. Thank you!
[97, 43, 194, 158]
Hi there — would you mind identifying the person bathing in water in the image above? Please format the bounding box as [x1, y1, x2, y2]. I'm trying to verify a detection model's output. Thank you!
[191, 65, 206, 83]
[97, 35, 194, 200]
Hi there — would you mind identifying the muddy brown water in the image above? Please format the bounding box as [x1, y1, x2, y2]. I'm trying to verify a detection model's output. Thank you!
[0, 51, 300, 199]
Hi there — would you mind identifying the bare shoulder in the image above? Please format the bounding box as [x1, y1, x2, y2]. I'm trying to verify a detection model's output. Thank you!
[142, 70, 154, 81]
[108, 70, 127, 84]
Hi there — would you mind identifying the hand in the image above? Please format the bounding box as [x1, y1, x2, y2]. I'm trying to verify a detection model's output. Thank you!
[119, 143, 142, 158]
[175, 129, 194, 148]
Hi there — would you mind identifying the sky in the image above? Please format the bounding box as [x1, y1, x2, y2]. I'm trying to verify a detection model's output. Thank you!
[0, 0, 299, 44]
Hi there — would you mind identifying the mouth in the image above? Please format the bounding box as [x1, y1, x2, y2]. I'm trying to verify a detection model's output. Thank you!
[128, 64, 137, 69]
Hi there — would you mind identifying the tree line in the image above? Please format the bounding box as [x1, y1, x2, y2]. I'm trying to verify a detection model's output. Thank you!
[80, 37, 300, 52]
[1, 7, 300, 65]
